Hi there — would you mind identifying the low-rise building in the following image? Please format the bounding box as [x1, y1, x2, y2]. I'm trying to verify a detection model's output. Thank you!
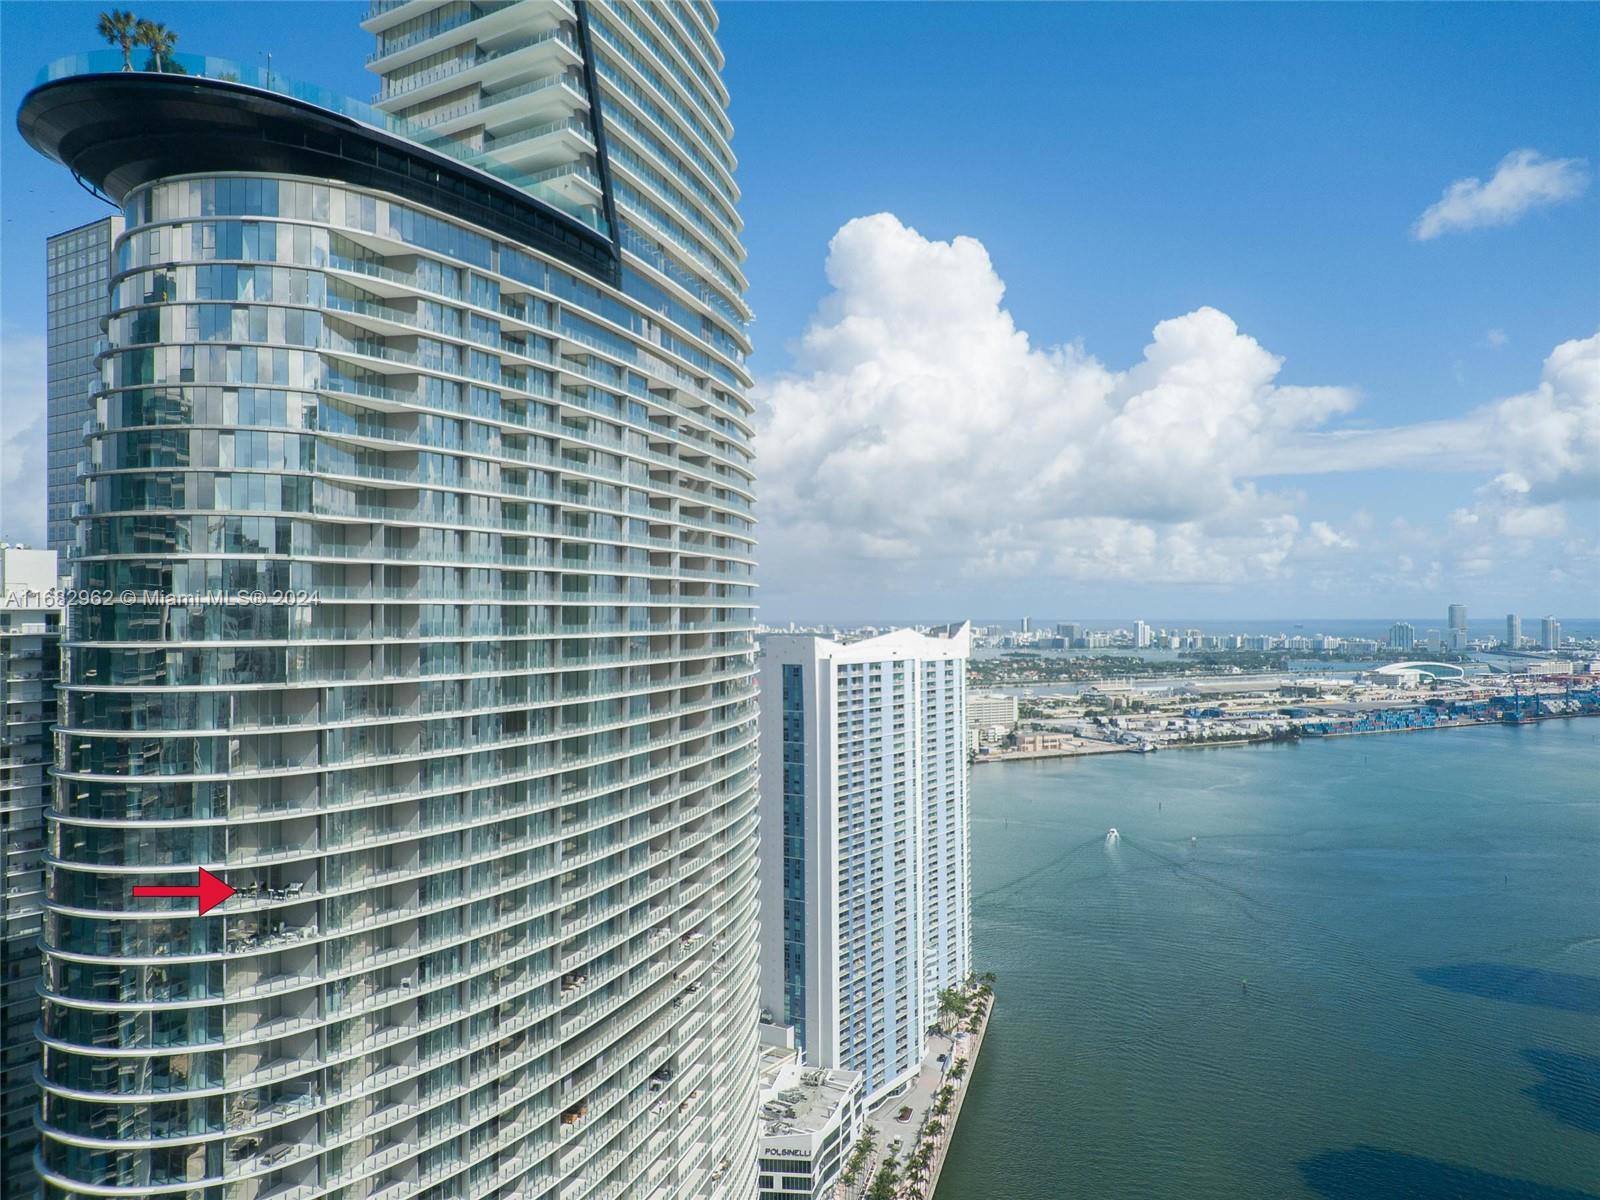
[756, 1035, 864, 1200]
[967, 691, 1020, 744]
[1517, 660, 1574, 676]
[1084, 683, 1135, 709]
[1015, 731, 1076, 752]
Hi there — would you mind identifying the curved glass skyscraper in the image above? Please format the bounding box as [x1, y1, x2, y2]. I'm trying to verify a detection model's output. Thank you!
[18, 3, 758, 1197]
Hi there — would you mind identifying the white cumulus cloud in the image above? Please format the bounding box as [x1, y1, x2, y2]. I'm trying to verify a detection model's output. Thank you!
[1413, 149, 1589, 241]
[753, 214, 1599, 610]
[1266, 336, 1598, 487]
[755, 214, 1363, 599]
[1479, 330, 1600, 506]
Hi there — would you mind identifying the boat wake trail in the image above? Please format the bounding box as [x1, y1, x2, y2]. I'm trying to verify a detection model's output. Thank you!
[1117, 834, 1395, 976]
[974, 834, 1111, 903]
[1118, 835, 1273, 926]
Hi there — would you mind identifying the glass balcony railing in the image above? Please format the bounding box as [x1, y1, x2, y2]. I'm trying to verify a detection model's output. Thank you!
[367, 8, 480, 62]
[32, 51, 609, 236]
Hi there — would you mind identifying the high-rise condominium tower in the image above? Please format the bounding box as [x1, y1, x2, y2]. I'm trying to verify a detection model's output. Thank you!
[46, 217, 122, 559]
[1505, 613, 1521, 649]
[757, 626, 972, 1103]
[1447, 603, 1467, 633]
[1541, 616, 1561, 651]
[19, 0, 759, 1193]
[1388, 622, 1415, 651]
[0, 548, 62, 1200]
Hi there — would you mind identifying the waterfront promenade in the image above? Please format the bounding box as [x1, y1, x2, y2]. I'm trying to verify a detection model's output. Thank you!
[838, 991, 993, 1199]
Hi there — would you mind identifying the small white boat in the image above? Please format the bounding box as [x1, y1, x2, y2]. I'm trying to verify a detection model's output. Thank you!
[1106, 827, 1120, 842]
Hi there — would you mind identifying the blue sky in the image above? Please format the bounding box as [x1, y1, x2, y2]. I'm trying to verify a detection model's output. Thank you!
[2, 1, 1596, 622]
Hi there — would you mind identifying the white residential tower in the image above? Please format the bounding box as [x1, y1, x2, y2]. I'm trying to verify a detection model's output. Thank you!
[757, 625, 972, 1103]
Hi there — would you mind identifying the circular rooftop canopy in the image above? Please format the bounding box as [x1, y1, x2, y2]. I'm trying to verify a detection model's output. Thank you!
[17, 56, 619, 282]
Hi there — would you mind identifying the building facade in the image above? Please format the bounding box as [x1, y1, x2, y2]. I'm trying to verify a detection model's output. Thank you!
[754, 1035, 863, 1200]
[1388, 621, 1415, 651]
[966, 691, 1018, 743]
[1506, 613, 1522, 649]
[46, 217, 123, 559]
[1447, 603, 1467, 634]
[757, 626, 972, 1103]
[0, 548, 63, 1200]
[20, 3, 760, 1194]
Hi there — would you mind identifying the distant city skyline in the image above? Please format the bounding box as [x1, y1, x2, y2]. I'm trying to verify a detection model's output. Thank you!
[760, 612, 1600, 633]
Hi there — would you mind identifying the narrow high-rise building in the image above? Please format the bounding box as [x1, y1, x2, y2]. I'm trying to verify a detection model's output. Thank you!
[0, 547, 62, 1200]
[1506, 613, 1522, 649]
[1541, 616, 1562, 651]
[1134, 619, 1152, 649]
[45, 217, 122, 559]
[1447, 603, 1467, 633]
[20, 1, 759, 1193]
[757, 625, 972, 1103]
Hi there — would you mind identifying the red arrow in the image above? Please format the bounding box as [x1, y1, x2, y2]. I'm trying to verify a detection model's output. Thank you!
[131, 868, 236, 915]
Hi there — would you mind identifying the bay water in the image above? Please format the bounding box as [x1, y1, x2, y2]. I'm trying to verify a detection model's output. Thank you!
[939, 719, 1600, 1199]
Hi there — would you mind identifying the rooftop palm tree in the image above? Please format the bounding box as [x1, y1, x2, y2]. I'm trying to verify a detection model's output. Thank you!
[136, 19, 178, 73]
[96, 9, 139, 71]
